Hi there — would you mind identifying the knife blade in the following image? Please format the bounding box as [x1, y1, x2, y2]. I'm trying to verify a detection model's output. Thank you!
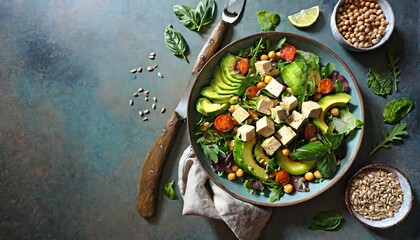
[136, 0, 245, 220]
[192, 0, 245, 75]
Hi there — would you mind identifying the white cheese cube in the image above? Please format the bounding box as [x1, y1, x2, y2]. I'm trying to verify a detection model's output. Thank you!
[256, 95, 275, 115]
[286, 110, 306, 130]
[232, 106, 250, 124]
[256, 116, 275, 137]
[301, 101, 322, 118]
[261, 136, 282, 156]
[236, 124, 255, 142]
[254, 60, 272, 77]
[275, 125, 297, 146]
[281, 94, 298, 111]
[271, 106, 289, 124]
[264, 79, 286, 97]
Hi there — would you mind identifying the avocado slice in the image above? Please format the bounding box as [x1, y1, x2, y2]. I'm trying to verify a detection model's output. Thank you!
[211, 67, 240, 90]
[200, 86, 232, 103]
[196, 97, 229, 117]
[233, 138, 269, 182]
[254, 143, 270, 166]
[220, 53, 246, 83]
[210, 81, 239, 95]
[216, 66, 241, 87]
[313, 93, 352, 133]
[275, 151, 316, 175]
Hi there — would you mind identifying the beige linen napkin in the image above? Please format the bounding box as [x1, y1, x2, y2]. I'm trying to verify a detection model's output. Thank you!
[178, 146, 273, 240]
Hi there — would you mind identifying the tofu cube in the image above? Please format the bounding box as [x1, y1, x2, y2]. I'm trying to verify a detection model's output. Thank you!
[275, 125, 297, 146]
[286, 110, 306, 130]
[256, 95, 275, 115]
[264, 79, 286, 98]
[261, 136, 282, 156]
[254, 60, 272, 77]
[271, 106, 289, 124]
[281, 94, 298, 111]
[256, 116, 275, 137]
[232, 106, 250, 124]
[301, 101, 322, 118]
[236, 124, 255, 142]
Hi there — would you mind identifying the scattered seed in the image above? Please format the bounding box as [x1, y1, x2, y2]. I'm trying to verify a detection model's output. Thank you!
[147, 66, 154, 72]
[154, 64, 158, 68]
[143, 117, 149, 122]
[161, 107, 166, 113]
[144, 109, 150, 114]
[149, 55, 155, 60]
[129, 99, 134, 106]
[152, 103, 156, 110]
[137, 67, 143, 73]
[144, 90, 150, 95]
[139, 111, 144, 116]
[157, 72, 163, 78]
[150, 52, 156, 56]
[153, 97, 157, 102]
[130, 68, 137, 73]
[138, 87, 144, 92]
[133, 92, 139, 97]
[145, 97, 149, 102]
[168, 24, 173, 28]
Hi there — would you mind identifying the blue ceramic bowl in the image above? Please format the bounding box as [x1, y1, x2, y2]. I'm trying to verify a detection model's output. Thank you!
[187, 32, 365, 206]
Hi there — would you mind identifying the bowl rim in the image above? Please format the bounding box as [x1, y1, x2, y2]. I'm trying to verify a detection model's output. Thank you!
[330, 0, 395, 52]
[187, 31, 365, 207]
[344, 163, 414, 229]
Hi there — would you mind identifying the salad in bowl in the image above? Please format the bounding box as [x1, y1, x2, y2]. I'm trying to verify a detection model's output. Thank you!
[188, 32, 364, 206]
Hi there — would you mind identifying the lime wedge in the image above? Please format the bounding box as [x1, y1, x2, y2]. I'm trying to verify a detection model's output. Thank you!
[288, 6, 320, 28]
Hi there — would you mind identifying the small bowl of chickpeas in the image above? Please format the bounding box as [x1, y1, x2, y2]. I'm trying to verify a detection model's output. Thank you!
[330, 0, 395, 52]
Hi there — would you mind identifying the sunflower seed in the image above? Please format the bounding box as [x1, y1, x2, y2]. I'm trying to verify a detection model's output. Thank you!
[143, 117, 148, 122]
[149, 55, 155, 60]
[133, 93, 139, 97]
[144, 109, 150, 114]
[129, 99, 133, 106]
[137, 67, 143, 73]
[150, 52, 156, 56]
[153, 97, 157, 102]
[154, 64, 158, 68]
[130, 68, 137, 73]
[145, 97, 149, 102]
[161, 107, 166, 113]
[147, 66, 154, 72]
[139, 111, 144, 116]
[138, 87, 144, 92]
[144, 90, 150, 95]
[157, 72, 163, 78]
[152, 103, 156, 110]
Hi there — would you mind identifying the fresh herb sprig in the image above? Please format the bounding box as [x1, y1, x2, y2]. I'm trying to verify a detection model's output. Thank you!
[173, 0, 215, 32]
[369, 123, 408, 156]
[196, 129, 229, 162]
[163, 180, 177, 200]
[164, 25, 189, 63]
[386, 48, 400, 92]
[257, 10, 280, 32]
[308, 211, 344, 231]
[367, 67, 392, 96]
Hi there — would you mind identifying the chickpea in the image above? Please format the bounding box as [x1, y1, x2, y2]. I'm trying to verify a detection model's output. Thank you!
[225, 167, 232, 174]
[270, 69, 280, 77]
[286, 87, 294, 95]
[256, 81, 266, 89]
[232, 127, 238, 135]
[227, 172, 237, 181]
[283, 184, 293, 194]
[314, 170, 323, 179]
[331, 107, 340, 116]
[289, 152, 296, 160]
[228, 104, 239, 113]
[313, 93, 323, 101]
[228, 140, 235, 150]
[249, 111, 259, 120]
[268, 51, 276, 59]
[200, 121, 211, 131]
[282, 148, 290, 156]
[263, 75, 273, 84]
[236, 168, 244, 178]
[305, 172, 314, 181]
[260, 54, 269, 61]
[231, 164, 239, 172]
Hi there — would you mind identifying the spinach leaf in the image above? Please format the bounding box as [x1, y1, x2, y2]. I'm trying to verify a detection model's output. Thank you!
[321, 62, 335, 79]
[293, 141, 331, 161]
[369, 123, 408, 156]
[316, 152, 337, 178]
[164, 26, 189, 63]
[367, 68, 392, 96]
[174, 0, 215, 32]
[387, 48, 400, 92]
[308, 211, 343, 230]
[257, 10, 280, 31]
[383, 98, 413, 124]
[330, 109, 360, 135]
[164, 180, 177, 200]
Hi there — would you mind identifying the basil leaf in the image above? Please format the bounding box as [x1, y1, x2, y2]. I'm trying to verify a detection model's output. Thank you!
[164, 26, 189, 63]
[164, 180, 177, 200]
[367, 68, 392, 96]
[196, 0, 216, 29]
[383, 98, 413, 124]
[174, 4, 200, 31]
[257, 10, 280, 32]
[326, 133, 344, 150]
[308, 211, 343, 230]
[321, 62, 335, 79]
[316, 152, 337, 178]
[293, 141, 330, 161]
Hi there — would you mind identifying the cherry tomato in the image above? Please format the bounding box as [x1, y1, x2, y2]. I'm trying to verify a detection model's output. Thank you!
[304, 123, 316, 139]
[279, 45, 297, 62]
[275, 169, 290, 187]
[319, 78, 334, 94]
[245, 86, 259, 99]
[235, 58, 249, 75]
[214, 114, 234, 133]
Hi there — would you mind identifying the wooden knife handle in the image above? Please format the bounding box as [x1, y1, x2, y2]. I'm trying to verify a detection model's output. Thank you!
[192, 19, 228, 76]
[136, 111, 182, 219]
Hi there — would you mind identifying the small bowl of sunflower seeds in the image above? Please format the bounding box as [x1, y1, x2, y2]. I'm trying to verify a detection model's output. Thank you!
[330, 0, 395, 52]
[345, 164, 413, 229]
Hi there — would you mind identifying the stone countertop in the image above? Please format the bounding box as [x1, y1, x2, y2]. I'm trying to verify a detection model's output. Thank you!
[0, 0, 418, 239]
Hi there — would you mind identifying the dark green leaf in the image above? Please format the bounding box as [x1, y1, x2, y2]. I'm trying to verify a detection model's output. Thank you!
[272, 37, 286, 51]
[386, 48, 400, 92]
[293, 141, 330, 161]
[383, 98, 413, 124]
[164, 26, 189, 63]
[321, 62, 335, 79]
[308, 211, 343, 230]
[174, 4, 200, 31]
[367, 68, 392, 96]
[164, 180, 177, 200]
[316, 152, 337, 178]
[257, 10, 280, 31]
[370, 123, 408, 156]
[333, 79, 344, 93]
[196, 0, 216, 30]
[330, 109, 359, 135]
[268, 185, 283, 203]
[326, 133, 344, 150]
[297, 50, 320, 70]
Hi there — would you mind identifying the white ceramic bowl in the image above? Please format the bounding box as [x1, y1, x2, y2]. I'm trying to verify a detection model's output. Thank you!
[345, 164, 413, 229]
[330, 0, 395, 52]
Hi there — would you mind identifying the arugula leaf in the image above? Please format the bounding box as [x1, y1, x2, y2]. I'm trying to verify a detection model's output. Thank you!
[367, 68, 392, 96]
[297, 50, 320, 70]
[268, 184, 283, 203]
[321, 62, 335, 79]
[174, 0, 215, 32]
[164, 26, 189, 63]
[308, 211, 343, 230]
[196, 129, 229, 162]
[272, 37, 286, 51]
[387, 48, 400, 92]
[257, 10, 280, 31]
[383, 98, 412, 124]
[293, 141, 331, 161]
[164, 180, 176, 200]
[369, 123, 408, 156]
